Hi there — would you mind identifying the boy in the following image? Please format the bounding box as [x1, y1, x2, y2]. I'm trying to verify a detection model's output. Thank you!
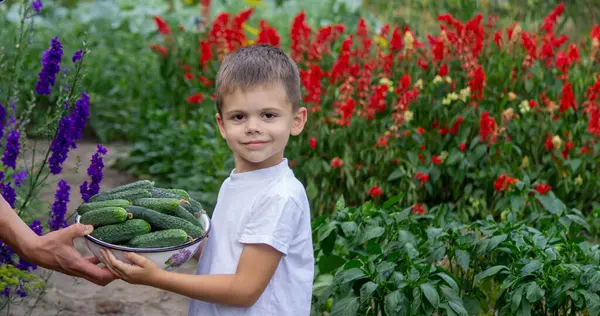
[100, 44, 315, 316]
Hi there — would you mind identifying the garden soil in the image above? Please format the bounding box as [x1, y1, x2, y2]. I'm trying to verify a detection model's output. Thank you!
[8, 141, 196, 316]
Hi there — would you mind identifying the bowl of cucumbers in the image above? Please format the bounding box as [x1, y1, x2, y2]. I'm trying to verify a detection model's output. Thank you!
[75, 180, 210, 271]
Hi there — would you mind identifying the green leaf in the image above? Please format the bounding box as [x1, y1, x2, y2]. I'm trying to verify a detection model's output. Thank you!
[474, 144, 487, 159]
[566, 159, 581, 172]
[330, 296, 360, 316]
[487, 234, 508, 252]
[318, 222, 337, 242]
[474, 265, 508, 284]
[455, 249, 470, 273]
[364, 226, 385, 241]
[511, 196, 525, 213]
[511, 286, 524, 312]
[341, 222, 358, 238]
[537, 194, 565, 216]
[446, 150, 463, 165]
[525, 282, 545, 303]
[388, 168, 404, 181]
[335, 195, 346, 211]
[566, 214, 591, 232]
[404, 243, 419, 259]
[420, 283, 440, 309]
[318, 255, 346, 274]
[520, 297, 532, 316]
[437, 272, 459, 292]
[520, 260, 542, 276]
[448, 300, 469, 316]
[384, 290, 405, 315]
[360, 281, 378, 303]
[334, 268, 365, 284]
[383, 192, 406, 208]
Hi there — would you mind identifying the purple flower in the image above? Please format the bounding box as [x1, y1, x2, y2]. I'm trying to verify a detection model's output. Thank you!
[32, 0, 43, 15]
[166, 248, 192, 267]
[0, 182, 16, 208]
[80, 145, 108, 202]
[49, 179, 70, 231]
[2, 130, 21, 170]
[35, 36, 63, 96]
[0, 240, 15, 265]
[48, 115, 73, 174]
[1, 287, 9, 297]
[72, 50, 83, 63]
[69, 92, 90, 149]
[13, 170, 28, 188]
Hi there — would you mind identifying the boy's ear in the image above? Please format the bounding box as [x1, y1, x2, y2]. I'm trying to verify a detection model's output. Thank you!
[290, 107, 307, 136]
[215, 113, 227, 139]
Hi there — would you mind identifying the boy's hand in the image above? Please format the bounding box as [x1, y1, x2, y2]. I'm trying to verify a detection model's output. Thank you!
[99, 249, 159, 285]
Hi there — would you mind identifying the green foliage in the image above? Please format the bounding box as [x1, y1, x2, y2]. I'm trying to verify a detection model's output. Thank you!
[311, 189, 600, 315]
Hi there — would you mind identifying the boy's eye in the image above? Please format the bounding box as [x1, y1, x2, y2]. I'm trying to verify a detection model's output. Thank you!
[263, 113, 277, 119]
[231, 114, 245, 121]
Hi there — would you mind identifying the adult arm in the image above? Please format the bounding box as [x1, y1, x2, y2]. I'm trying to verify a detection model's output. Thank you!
[0, 195, 115, 286]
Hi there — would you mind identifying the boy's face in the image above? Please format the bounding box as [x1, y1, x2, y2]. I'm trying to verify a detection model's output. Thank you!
[216, 83, 307, 173]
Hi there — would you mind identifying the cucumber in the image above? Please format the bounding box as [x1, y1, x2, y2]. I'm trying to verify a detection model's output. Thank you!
[80, 207, 130, 227]
[124, 205, 204, 238]
[77, 199, 132, 216]
[162, 188, 191, 200]
[150, 188, 180, 199]
[89, 180, 154, 202]
[90, 188, 152, 203]
[126, 229, 189, 248]
[173, 205, 203, 228]
[181, 198, 203, 218]
[90, 219, 151, 244]
[132, 198, 182, 213]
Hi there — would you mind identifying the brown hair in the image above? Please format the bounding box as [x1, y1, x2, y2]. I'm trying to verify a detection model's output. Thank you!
[215, 44, 302, 115]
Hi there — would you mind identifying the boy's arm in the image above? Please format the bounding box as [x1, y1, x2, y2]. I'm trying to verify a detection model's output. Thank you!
[192, 238, 207, 261]
[149, 243, 282, 307]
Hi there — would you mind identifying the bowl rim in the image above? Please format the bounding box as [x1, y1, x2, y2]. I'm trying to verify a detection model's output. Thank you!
[77, 212, 211, 253]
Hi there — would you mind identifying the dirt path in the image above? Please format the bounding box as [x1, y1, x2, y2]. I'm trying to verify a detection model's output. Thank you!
[8, 141, 197, 316]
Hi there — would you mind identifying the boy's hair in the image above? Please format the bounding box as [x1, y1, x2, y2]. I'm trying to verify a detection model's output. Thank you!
[215, 44, 302, 115]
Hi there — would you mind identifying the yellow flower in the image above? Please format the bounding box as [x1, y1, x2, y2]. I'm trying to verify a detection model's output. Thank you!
[243, 0, 268, 7]
[433, 75, 443, 84]
[552, 135, 562, 150]
[374, 35, 388, 48]
[403, 110, 414, 122]
[415, 79, 424, 89]
[439, 151, 448, 161]
[448, 92, 458, 101]
[574, 175, 583, 185]
[403, 31, 414, 51]
[519, 100, 530, 114]
[521, 156, 529, 168]
[380, 77, 393, 86]
[442, 97, 451, 105]
[459, 87, 470, 102]
[444, 76, 452, 83]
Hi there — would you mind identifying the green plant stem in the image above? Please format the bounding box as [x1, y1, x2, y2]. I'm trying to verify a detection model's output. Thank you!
[6, 2, 28, 102]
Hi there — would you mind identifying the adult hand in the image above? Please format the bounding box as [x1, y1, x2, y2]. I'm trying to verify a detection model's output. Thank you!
[20, 223, 116, 286]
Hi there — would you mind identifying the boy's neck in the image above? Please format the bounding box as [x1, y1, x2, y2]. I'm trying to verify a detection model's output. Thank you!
[232, 154, 285, 174]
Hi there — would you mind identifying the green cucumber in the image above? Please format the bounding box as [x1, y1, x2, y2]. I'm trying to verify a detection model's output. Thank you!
[126, 229, 189, 248]
[132, 198, 182, 213]
[162, 188, 190, 200]
[90, 219, 151, 244]
[173, 205, 203, 228]
[90, 188, 152, 203]
[150, 188, 181, 199]
[89, 180, 154, 202]
[124, 205, 204, 238]
[77, 199, 132, 216]
[79, 207, 130, 227]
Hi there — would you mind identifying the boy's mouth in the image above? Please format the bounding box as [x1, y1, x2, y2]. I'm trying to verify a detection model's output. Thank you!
[242, 140, 270, 149]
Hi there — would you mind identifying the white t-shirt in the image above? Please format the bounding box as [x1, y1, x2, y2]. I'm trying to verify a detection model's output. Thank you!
[188, 158, 314, 316]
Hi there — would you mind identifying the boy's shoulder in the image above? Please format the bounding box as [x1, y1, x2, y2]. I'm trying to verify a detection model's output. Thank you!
[257, 170, 309, 212]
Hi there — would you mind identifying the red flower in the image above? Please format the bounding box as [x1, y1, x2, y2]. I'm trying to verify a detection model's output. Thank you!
[411, 203, 426, 215]
[545, 136, 554, 151]
[153, 16, 171, 35]
[468, 65, 486, 100]
[534, 184, 552, 195]
[184, 73, 194, 80]
[309, 137, 317, 150]
[330, 157, 344, 169]
[186, 93, 204, 104]
[494, 174, 519, 192]
[432, 155, 442, 165]
[438, 64, 449, 77]
[479, 111, 498, 144]
[559, 82, 576, 113]
[256, 20, 281, 47]
[458, 143, 467, 152]
[414, 172, 429, 187]
[416, 127, 425, 134]
[368, 185, 383, 198]
[150, 44, 168, 58]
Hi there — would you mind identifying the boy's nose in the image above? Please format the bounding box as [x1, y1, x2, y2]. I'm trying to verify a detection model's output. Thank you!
[245, 117, 261, 134]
